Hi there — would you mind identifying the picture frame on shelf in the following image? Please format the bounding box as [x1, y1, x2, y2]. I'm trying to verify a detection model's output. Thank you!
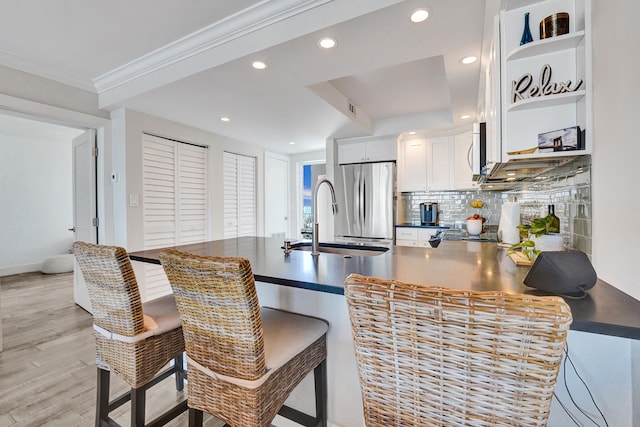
[538, 126, 582, 152]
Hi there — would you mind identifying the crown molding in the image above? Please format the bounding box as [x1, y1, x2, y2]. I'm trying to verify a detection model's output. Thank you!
[94, 0, 332, 94]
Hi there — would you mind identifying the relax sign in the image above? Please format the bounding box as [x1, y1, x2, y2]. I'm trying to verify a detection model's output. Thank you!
[511, 64, 583, 104]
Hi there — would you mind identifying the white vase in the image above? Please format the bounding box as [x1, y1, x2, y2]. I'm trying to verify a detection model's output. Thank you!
[531, 234, 564, 252]
[467, 219, 483, 236]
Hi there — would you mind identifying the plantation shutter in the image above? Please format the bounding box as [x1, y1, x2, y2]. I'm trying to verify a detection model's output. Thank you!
[141, 133, 208, 300]
[223, 152, 256, 238]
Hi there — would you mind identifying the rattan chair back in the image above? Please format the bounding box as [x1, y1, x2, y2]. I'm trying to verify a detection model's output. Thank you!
[344, 273, 573, 427]
[72, 241, 144, 337]
[159, 248, 266, 380]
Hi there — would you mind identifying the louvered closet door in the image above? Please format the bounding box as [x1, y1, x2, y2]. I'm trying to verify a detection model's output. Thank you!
[142, 134, 208, 300]
[223, 152, 256, 238]
[177, 143, 208, 243]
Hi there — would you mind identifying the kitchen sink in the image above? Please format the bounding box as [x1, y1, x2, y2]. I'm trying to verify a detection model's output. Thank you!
[289, 242, 389, 256]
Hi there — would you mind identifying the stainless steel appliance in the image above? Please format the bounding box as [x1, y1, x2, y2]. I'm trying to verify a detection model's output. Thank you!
[472, 122, 487, 180]
[420, 202, 438, 225]
[334, 162, 395, 242]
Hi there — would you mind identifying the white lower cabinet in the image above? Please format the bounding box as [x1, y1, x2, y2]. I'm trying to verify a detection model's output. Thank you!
[395, 227, 439, 247]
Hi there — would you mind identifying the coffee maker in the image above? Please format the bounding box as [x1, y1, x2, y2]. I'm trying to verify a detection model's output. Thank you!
[420, 202, 438, 225]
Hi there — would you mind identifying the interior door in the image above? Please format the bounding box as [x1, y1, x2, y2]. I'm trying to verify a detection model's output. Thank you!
[72, 129, 97, 312]
[265, 152, 289, 238]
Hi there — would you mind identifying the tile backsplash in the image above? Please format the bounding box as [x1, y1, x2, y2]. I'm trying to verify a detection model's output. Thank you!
[398, 163, 592, 255]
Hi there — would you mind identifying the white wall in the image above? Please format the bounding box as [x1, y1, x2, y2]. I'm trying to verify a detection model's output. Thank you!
[110, 108, 267, 251]
[591, 0, 640, 299]
[0, 127, 75, 275]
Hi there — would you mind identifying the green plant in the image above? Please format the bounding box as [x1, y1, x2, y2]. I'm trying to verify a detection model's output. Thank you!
[507, 215, 559, 260]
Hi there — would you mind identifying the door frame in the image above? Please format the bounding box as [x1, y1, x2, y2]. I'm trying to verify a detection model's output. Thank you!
[0, 94, 111, 243]
[264, 151, 290, 239]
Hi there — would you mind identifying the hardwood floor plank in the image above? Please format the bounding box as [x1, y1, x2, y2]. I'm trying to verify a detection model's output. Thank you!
[0, 272, 226, 427]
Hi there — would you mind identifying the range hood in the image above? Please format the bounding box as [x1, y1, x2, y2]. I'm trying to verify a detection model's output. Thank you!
[480, 155, 590, 189]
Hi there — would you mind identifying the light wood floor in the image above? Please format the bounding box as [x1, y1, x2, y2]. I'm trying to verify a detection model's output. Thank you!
[0, 271, 224, 426]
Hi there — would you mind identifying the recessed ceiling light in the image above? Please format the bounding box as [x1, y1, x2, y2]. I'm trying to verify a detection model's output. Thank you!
[252, 61, 268, 70]
[408, 131, 417, 135]
[460, 56, 477, 65]
[289, 141, 296, 145]
[318, 37, 337, 49]
[220, 116, 230, 122]
[506, 172, 516, 176]
[410, 8, 430, 23]
[460, 114, 471, 119]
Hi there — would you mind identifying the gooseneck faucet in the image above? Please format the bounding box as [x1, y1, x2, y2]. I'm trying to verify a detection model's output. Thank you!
[311, 177, 338, 256]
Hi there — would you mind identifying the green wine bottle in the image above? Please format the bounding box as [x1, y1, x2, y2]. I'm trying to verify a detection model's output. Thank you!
[547, 204, 560, 233]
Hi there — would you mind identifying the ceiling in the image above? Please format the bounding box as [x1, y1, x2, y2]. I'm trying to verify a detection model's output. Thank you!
[0, 0, 500, 154]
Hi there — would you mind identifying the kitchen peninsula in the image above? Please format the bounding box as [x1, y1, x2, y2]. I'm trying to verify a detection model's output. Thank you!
[130, 236, 640, 340]
[130, 237, 640, 427]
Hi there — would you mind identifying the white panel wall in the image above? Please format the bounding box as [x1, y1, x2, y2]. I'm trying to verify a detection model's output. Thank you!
[591, 0, 640, 299]
[0, 129, 75, 275]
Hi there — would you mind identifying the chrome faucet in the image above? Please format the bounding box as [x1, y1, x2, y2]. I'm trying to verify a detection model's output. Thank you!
[311, 177, 338, 256]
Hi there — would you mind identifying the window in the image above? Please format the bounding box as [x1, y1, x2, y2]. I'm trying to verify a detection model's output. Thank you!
[298, 162, 325, 239]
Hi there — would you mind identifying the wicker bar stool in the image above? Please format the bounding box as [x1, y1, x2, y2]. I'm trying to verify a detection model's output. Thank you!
[159, 249, 328, 427]
[72, 242, 187, 427]
[344, 273, 573, 427]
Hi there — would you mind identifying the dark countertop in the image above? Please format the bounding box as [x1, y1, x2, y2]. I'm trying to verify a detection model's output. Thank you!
[130, 237, 640, 340]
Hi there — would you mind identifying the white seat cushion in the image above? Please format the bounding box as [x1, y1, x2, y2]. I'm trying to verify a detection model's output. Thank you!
[261, 307, 328, 372]
[142, 294, 182, 335]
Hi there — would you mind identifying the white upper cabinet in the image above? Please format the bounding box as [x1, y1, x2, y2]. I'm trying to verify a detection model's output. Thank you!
[426, 136, 453, 191]
[337, 136, 397, 164]
[500, 0, 591, 160]
[397, 126, 475, 193]
[397, 137, 427, 192]
[453, 130, 478, 190]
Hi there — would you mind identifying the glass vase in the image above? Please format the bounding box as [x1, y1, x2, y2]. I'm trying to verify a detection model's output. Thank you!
[520, 12, 534, 45]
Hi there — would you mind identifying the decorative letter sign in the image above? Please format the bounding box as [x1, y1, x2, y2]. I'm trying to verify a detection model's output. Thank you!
[511, 64, 583, 104]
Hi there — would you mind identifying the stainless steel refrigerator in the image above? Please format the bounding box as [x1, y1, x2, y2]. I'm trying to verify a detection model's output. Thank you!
[334, 162, 395, 242]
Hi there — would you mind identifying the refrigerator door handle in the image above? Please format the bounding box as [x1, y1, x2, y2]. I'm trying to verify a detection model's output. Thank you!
[353, 167, 361, 234]
[361, 173, 366, 222]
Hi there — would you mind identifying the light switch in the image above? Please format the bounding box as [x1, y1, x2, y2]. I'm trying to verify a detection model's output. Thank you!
[129, 194, 140, 207]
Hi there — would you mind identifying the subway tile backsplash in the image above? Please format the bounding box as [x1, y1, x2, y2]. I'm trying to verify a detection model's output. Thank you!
[398, 164, 592, 256]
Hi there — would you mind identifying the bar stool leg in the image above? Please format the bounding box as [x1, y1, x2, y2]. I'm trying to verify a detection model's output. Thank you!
[188, 408, 204, 427]
[174, 353, 185, 391]
[96, 368, 110, 427]
[314, 360, 328, 427]
[131, 387, 146, 426]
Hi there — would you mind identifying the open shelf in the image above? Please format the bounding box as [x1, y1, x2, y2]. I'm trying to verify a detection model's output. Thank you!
[507, 31, 585, 61]
[507, 90, 585, 112]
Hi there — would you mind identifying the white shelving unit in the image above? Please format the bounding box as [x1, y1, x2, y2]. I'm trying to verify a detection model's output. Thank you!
[500, 0, 591, 161]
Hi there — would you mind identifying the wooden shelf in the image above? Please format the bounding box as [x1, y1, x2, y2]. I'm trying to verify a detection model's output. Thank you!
[507, 31, 585, 61]
[507, 90, 586, 112]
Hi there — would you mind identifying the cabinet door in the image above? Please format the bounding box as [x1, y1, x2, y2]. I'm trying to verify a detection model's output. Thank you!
[337, 142, 366, 164]
[453, 131, 477, 190]
[426, 136, 452, 191]
[395, 227, 418, 247]
[397, 139, 427, 192]
[365, 139, 397, 162]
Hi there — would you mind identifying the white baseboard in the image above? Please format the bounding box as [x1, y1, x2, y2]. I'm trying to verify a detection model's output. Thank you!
[0, 262, 42, 277]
